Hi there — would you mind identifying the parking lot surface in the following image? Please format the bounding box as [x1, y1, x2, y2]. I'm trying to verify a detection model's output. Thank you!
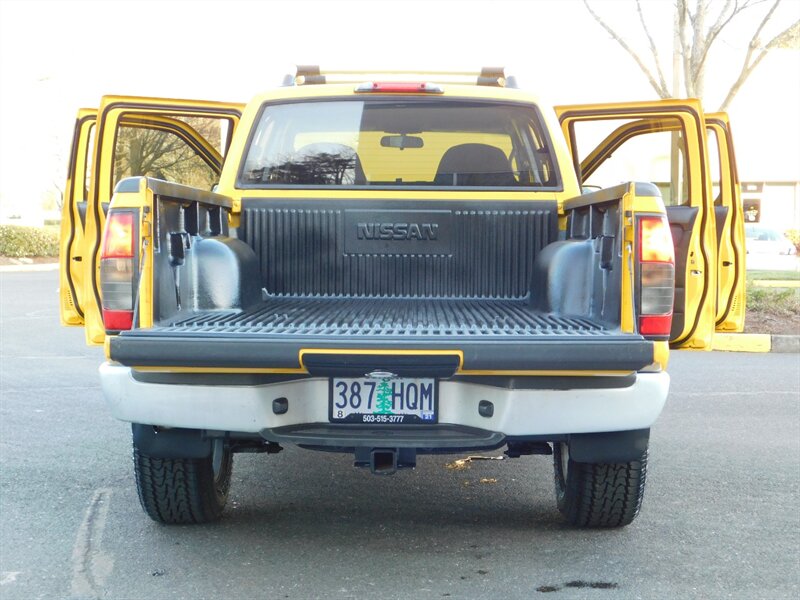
[1, 270, 798, 599]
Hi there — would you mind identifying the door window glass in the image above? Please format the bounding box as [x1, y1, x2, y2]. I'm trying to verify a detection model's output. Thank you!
[83, 124, 95, 200]
[706, 126, 722, 206]
[572, 117, 690, 206]
[112, 114, 230, 191]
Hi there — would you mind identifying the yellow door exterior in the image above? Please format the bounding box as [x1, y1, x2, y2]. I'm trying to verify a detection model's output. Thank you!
[76, 96, 244, 343]
[556, 100, 718, 349]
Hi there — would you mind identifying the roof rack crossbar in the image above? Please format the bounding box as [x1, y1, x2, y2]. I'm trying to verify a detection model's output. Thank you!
[289, 66, 510, 87]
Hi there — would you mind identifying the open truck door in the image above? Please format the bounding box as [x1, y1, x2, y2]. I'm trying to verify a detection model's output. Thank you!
[59, 109, 97, 325]
[556, 100, 718, 349]
[706, 112, 746, 332]
[58, 96, 244, 342]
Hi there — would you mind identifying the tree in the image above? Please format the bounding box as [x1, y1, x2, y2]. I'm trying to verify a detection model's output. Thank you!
[113, 116, 223, 190]
[248, 149, 358, 185]
[374, 379, 394, 415]
[51, 178, 64, 211]
[584, 0, 800, 111]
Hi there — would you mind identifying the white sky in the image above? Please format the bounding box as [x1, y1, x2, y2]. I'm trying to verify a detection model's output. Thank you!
[0, 0, 798, 217]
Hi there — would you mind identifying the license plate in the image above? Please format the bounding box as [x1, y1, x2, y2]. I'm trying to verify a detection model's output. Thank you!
[329, 376, 437, 424]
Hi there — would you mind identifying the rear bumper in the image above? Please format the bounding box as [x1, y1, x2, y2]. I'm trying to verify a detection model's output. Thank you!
[100, 362, 669, 439]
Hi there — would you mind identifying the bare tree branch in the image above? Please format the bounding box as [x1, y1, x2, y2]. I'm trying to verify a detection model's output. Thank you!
[52, 179, 64, 210]
[689, 1, 708, 97]
[636, 0, 670, 95]
[719, 0, 791, 110]
[709, 0, 736, 35]
[772, 19, 800, 48]
[583, 0, 790, 110]
[583, 0, 671, 98]
[748, 0, 782, 46]
[740, 0, 773, 8]
[678, 0, 694, 96]
[695, 0, 739, 78]
[686, 0, 698, 28]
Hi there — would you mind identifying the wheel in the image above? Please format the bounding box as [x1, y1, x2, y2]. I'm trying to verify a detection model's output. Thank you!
[553, 442, 647, 528]
[133, 436, 233, 524]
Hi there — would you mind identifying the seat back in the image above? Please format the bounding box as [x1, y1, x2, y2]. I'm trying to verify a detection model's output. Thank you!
[434, 143, 516, 186]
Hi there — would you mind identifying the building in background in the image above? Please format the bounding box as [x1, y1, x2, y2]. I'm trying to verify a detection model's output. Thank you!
[741, 181, 800, 231]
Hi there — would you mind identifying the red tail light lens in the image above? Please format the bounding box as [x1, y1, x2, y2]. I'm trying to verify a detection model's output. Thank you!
[102, 309, 133, 331]
[637, 216, 675, 338]
[100, 210, 137, 332]
[102, 211, 135, 258]
[639, 216, 674, 262]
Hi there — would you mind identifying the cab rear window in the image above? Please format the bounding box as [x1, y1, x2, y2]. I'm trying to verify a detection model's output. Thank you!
[239, 99, 559, 189]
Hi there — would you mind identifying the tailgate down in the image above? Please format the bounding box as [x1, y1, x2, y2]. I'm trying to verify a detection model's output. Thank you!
[110, 297, 654, 373]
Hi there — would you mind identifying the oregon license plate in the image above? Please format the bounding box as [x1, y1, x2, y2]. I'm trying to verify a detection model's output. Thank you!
[329, 376, 437, 424]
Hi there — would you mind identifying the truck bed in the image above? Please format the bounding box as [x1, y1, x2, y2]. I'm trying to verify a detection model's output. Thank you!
[109, 196, 653, 373]
[158, 296, 609, 337]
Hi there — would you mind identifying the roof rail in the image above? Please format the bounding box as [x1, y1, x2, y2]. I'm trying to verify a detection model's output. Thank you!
[283, 66, 513, 88]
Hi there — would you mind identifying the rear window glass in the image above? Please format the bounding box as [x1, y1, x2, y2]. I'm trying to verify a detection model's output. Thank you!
[239, 99, 559, 188]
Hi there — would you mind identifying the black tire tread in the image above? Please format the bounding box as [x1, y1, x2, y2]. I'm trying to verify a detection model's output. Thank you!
[556, 447, 647, 528]
[133, 448, 231, 525]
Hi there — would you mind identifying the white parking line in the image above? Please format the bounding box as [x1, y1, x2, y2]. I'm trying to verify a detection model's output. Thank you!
[0, 263, 59, 273]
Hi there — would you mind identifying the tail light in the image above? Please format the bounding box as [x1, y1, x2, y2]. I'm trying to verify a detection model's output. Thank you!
[637, 215, 674, 338]
[354, 82, 444, 94]
[100, 210, 138, 331]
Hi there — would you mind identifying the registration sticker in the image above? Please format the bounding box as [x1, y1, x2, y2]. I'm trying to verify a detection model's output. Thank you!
[329, 375, 437, 424]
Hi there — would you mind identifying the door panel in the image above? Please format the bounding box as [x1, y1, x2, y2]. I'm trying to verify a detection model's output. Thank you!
[59, 109, 97, 325]
[556, 100, 717, 349]
[80, 96, 244, 344]
[714, 206, 729, 250]
[666, 205, 700, 339]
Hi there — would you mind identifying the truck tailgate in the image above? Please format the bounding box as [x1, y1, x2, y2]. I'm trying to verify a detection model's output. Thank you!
[109, 297, 654, 373]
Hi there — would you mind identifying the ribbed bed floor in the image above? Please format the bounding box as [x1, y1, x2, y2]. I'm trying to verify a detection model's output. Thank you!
[156, 297, 611, 338]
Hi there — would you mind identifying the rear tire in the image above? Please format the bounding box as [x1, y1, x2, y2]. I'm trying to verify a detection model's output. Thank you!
[553, 442, 647, 528]
[133, 437, 232, 524]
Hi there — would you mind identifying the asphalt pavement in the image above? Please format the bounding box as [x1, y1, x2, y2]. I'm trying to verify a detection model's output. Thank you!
[1, 270, 798, 600]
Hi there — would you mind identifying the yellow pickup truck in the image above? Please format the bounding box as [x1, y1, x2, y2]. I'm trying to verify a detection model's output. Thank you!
[59, 67, 745, 528]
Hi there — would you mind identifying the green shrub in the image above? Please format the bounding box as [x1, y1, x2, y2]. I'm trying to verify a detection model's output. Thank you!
[747, 285, 800, 316]
[0, 225, 60, 257]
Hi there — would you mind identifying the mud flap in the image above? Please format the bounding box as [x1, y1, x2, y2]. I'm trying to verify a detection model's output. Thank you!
[568, 428, 650, 463]
[132, 423, 212, 459]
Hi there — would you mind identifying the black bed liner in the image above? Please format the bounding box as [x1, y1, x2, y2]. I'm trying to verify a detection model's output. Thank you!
[157, 296, 610, 337]
[110, 297, 654, 373]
